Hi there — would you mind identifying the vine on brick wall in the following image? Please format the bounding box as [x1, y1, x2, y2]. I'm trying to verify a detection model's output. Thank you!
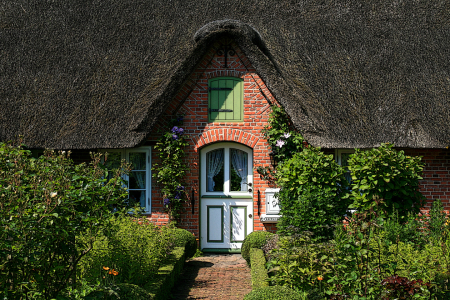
[257, 105, 305, 181]
[152, 116, 189, 219]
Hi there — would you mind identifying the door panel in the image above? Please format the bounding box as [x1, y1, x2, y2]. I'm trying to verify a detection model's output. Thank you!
[230, 206, 247, 243]
[207, 206, 224, 243]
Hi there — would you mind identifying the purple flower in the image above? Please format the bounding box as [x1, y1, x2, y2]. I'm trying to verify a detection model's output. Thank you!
[178, 127, 184, 135]
[176, 185, 185, 191]
[276, 140, 285, 148]
[283, 132, 291, 139]
[172, 134, 178, 140]
[171, 126, 179, 133]
[174, 193, 180, 199]
[163, 198, 170, 206]
[176, 116, 184, 122]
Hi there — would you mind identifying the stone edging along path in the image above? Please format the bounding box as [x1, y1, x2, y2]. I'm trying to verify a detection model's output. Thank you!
[170, 253, 252, 300]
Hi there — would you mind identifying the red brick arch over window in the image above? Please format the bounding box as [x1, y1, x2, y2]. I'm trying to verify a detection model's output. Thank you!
[192, 128, 260, 151]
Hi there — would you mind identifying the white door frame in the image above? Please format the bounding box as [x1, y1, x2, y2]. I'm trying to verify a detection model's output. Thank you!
[200, 142, 254, 252]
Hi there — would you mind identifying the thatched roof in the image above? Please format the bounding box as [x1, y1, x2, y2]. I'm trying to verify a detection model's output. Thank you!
[1, 0, 449, 149]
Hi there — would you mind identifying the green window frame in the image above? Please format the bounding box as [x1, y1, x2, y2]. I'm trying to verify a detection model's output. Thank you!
[208, 77, 243, 122]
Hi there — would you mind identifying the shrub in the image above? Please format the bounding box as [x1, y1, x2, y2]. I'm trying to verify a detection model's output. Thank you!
[266, 232, 330, 294]
[276, 147, 350, 241]
[85, 283, 151, 300]
[243, 286, 304, 300]
[0, 141, 130, 299]
[169, 227, 197, 259]
[242, 231, 274, 265]
[347, 143, 425, 219]
[78, 214, 172, 287]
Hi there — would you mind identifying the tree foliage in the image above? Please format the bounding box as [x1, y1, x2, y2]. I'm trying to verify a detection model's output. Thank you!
[276, 147, 350, 241]
[348, 143, 425, 219]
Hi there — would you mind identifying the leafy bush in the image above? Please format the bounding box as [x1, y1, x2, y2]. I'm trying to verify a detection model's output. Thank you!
[0, 141, 130, 299]
[267, 232, 330, 294]
[78, 214, 172, 287]
[347, 143, 425, 219]
[276, 147, 350, 241]
[266, 213, 450, 299]
[85, 283, 151, 300]
[243, 286, 304, 300]
[242, 231, 274, 265]
[169, 227, 197, 259]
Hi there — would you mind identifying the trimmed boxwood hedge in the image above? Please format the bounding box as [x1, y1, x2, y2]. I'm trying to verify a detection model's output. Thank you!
[170, 227, 197, 258]
[250, 248, 269, 289]
[242, 231, 274, 265]
[243, 286, 303, 300]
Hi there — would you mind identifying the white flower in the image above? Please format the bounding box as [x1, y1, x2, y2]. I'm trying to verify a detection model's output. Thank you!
[50, 192, 57, 198]
[276, 140, 285, 148]
[283, 132, 291, 139]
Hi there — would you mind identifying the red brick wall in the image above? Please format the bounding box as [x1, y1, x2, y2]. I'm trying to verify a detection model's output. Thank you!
[145, 37, 279, 236]
[403, 148, 450, 210]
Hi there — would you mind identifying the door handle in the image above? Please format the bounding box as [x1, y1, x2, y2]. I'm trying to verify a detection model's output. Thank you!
[248, 214, 252, 219]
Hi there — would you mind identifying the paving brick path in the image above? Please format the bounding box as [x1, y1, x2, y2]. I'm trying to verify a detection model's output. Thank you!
[170, 254, 252, 300]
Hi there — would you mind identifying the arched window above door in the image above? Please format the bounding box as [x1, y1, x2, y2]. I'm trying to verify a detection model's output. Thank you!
[201, 143, 253, 197]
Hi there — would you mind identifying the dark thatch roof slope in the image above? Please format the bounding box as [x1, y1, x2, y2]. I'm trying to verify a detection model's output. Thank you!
[1, 0, 449, 149]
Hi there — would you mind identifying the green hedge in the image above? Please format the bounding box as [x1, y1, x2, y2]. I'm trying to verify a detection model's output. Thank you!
[144, 247, 185, 300]
[242, 231, 274, 265]
[170, 227, 197, 259]
[243, 286, 304, 300]
[250, 248, 269, 289]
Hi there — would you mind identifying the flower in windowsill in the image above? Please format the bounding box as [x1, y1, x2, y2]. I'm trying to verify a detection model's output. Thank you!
[283, 132, 291, 139]
[163, 198, 170, 206]
[275, 140, 285, 148]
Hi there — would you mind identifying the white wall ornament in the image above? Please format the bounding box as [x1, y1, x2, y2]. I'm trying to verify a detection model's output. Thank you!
[260, 188, 281, 223]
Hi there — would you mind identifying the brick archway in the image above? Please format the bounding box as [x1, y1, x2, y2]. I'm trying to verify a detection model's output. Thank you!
[192, 128, 260, 151]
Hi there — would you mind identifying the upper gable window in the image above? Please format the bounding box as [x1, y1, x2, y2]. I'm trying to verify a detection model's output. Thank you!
[208, 77, 243, 122]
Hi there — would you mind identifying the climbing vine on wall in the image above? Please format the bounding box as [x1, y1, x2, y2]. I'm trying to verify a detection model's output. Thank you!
[257, 105, 305, 181]
[152, 116, 189, 219]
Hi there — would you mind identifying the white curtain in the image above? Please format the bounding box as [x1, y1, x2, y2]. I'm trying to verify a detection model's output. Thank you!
[130, 153, 146, 206]
[231, 149, 248, 191]
[207, 149, 224, 191]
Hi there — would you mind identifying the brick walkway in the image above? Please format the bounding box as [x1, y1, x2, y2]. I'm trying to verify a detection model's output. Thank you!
[170, 254, 252, 300]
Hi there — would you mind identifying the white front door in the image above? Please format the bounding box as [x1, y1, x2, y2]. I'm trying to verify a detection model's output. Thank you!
[200, 143, 253, 252]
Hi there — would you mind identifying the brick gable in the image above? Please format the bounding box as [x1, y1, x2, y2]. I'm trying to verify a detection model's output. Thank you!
[146, 38, 278, 234]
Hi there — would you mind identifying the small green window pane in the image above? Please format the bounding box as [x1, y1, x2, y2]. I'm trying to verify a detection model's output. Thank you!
[129, 152, 146, 170]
